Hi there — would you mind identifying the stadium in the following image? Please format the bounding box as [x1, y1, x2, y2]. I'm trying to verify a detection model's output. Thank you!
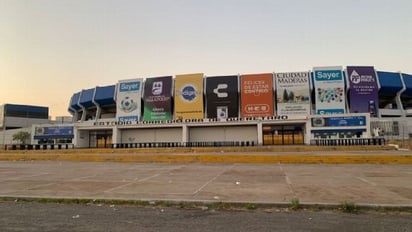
[30, 66, 412, 148]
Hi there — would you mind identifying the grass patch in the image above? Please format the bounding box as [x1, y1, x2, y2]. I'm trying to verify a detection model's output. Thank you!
[245, 203, 257, 210]
[341, 201, 358, 213]
[290, 198, 300, 210]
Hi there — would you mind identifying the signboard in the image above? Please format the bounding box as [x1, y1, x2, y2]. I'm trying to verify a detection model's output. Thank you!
[347, 66, 379, 117]
[313, 67, 346, 114]
[34, 126, 74, 139]
[275, 72, 311, 115]
[311, 116, 366, 127]
[205, 75, 239, 119]
[143, 76, 173, 121]
[116, 78, 143, 122]
[174, 73, 204, 119]
[240, 73, 274, 117]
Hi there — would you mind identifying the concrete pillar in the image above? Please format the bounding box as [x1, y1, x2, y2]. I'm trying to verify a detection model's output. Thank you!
[112, 127, 121, 148]
[257, 122, 263, 145]
[305, 117, 312, 145]
[182, 125, 189, 143]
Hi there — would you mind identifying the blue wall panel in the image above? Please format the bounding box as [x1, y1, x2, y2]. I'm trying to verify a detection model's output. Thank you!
[79, 88, 95, 108]
[377, 71, 403, 96]
[401, 73, 412, 97]
[70, 92, 81, 110]
[94, 85, 116, 106]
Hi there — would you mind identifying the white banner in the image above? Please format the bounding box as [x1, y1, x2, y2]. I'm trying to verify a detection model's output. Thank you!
[275, 72, 311, 115]
[313, 67, 346, 115]
[116, 78, 143, 122]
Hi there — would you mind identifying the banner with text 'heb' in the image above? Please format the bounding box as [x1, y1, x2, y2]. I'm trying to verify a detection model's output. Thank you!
[240, 73, 274, 117]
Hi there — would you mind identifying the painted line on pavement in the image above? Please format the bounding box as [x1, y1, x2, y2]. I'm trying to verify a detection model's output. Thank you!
[356, 177, 377, 186]
[192, 164, 235, 195]
[279, 164, 297, 198]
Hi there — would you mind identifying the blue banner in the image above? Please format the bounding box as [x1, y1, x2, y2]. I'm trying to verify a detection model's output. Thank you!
[312, 116, 366, 127]
[34, 126, 74, 139]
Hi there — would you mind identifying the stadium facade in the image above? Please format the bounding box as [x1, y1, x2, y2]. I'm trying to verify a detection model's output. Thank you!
[59, 66, 412, 148]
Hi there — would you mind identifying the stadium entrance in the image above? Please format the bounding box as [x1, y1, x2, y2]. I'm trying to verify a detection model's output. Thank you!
[89, 130, 112, 148]
[263, 124, 304, 145]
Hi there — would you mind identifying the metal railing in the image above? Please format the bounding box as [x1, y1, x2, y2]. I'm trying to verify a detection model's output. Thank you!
[111, 141, 256, 148]
[6, 144, 75, 150]
[310, 138, 386, 146]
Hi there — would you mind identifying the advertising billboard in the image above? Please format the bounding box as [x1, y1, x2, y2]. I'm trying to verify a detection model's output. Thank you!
[275, 72, 311, 116]
[347, 66, 379, 117]
[34, 126, 74, 139]
[311, 116, 366, 127]
[240, 73, 274, 117]
[143, 76, 173, 121]
[205, 75, 239, 119]
[313, 67, 346, 114]
[116, 78, 143, 122]
[174, 73, 204, 119]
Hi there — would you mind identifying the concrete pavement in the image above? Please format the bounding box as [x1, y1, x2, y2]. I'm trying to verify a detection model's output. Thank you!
[1, 161, 411, 208]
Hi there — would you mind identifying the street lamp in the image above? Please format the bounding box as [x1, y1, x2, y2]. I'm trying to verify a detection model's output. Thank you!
[2, 108, 6, 149]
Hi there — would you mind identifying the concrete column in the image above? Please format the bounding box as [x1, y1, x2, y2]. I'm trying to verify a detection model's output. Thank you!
[182, 125, 189, 143]
[112, 127, 121, 148]
[257, 122, 263, 145]
[305, 117, 312, 145]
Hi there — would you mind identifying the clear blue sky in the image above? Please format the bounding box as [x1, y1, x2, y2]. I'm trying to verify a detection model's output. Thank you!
[1, 0, 411, 118]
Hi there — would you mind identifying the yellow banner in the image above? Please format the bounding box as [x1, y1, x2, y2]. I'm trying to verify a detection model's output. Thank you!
[174, 73, 204, 119]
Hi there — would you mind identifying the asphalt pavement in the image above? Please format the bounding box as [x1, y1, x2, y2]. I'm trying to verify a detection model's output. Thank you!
[0, 161, 411, 207]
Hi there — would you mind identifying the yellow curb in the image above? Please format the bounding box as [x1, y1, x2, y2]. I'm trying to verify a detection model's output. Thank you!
[0, 153, 411, 164]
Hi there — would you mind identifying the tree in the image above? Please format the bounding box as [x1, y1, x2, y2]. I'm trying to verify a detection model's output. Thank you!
[283, 89, 289, 102]
[288, 91, 295, 102]
[12, 131, 31, 144]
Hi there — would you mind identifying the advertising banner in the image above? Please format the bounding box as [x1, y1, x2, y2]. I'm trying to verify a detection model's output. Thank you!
[34, 126, 74, 139]
[311, 116, 366, 127]
[347, 66, 379, 117]
[116, 78, 143, 122]
[275, 72, 311, 116]
[143, 76, 173, 121]
[240, 73, 274, 117]
[174, 73, 204, 119]
[313, 67, 346, 114]
[205, 75, 239, 119]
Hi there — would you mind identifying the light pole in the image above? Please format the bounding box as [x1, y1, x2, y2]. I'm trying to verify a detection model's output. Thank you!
[2, 108, 6, 149]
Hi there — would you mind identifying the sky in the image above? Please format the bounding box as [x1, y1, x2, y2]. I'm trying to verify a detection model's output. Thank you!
[1, 0, 412, 118]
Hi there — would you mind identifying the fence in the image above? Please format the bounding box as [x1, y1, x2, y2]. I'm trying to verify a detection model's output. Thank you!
[310, 138, 386, 146]
[6, 144, 75, 150]
[111, 141, 256, 148]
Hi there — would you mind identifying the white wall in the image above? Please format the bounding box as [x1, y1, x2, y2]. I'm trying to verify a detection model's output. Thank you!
[75, 130, 90, 148]
[121, 128, 182, 143]
[0, 127, 32, 145]
[189, 126, 257, 142]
